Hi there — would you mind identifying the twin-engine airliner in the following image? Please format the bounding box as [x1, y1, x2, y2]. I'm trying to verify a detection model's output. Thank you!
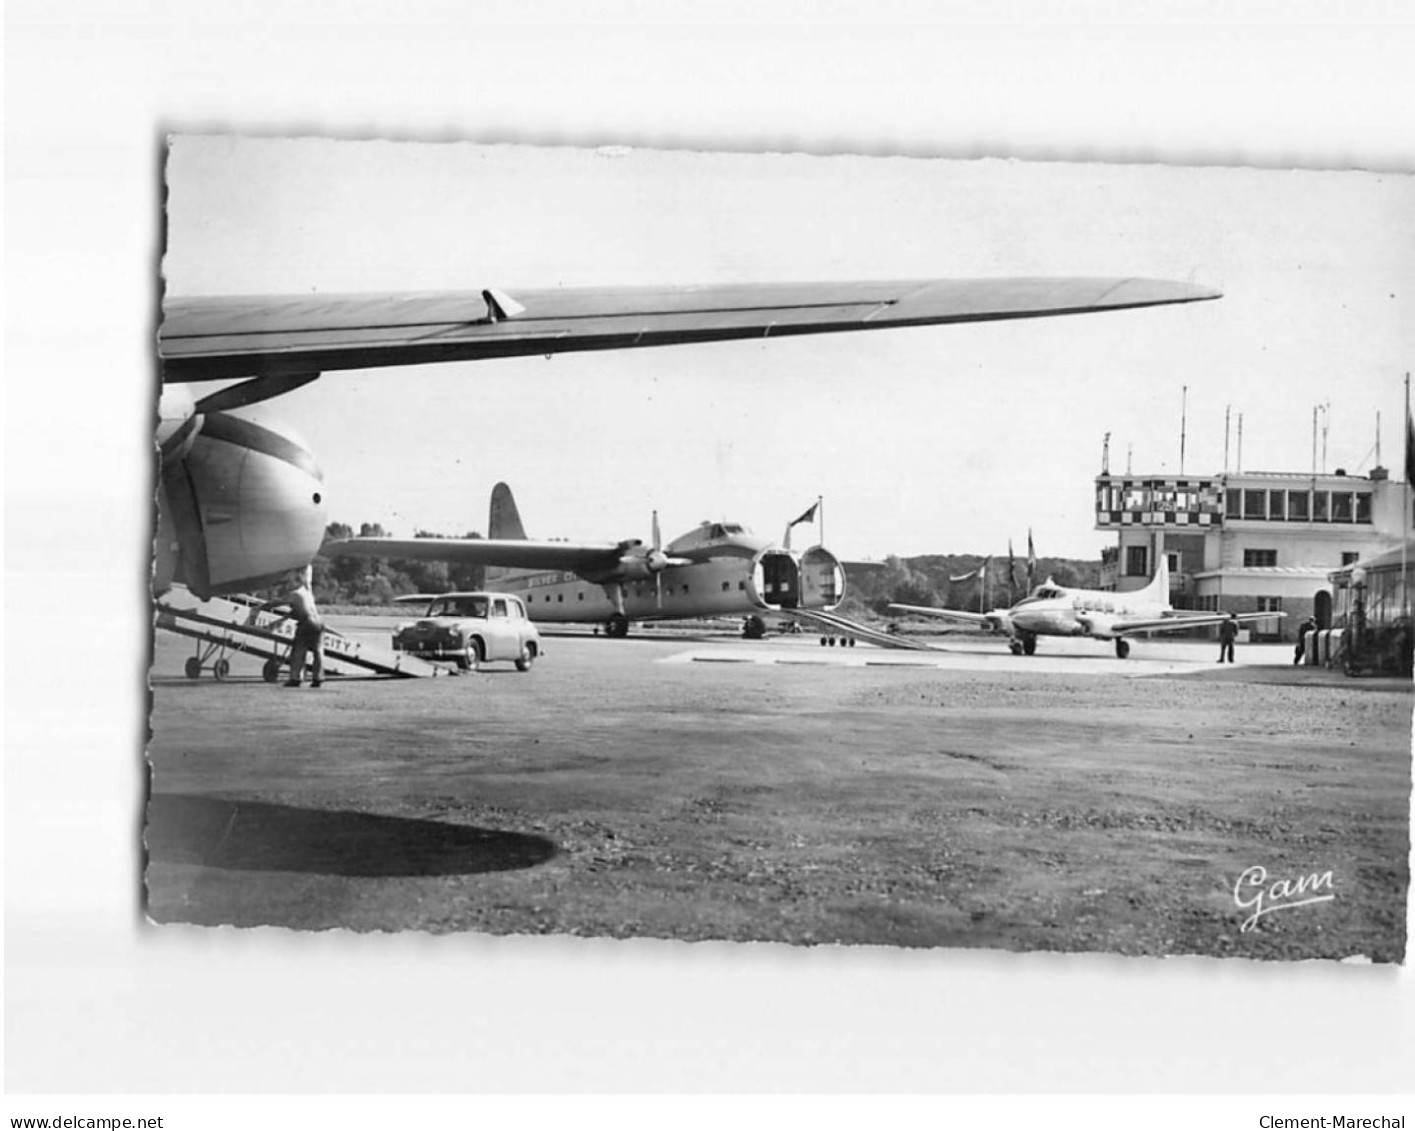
[890, 556, 1281, 658]
[326, 483, 844, 639]
[155, 278, 1220, 600]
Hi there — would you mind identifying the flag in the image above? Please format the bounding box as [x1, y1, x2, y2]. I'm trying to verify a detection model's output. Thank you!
[1007, 539, 1017, 598]
[1026, 530, 1037, 587]
[1405, 397, 1415, 485]
[789, 502, 819, 527]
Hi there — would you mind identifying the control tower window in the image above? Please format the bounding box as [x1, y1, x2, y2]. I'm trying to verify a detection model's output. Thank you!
[1125, 546, 1148, 577]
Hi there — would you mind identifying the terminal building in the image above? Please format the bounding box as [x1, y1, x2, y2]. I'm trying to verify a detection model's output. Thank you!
[1094, 465, 1408, 640]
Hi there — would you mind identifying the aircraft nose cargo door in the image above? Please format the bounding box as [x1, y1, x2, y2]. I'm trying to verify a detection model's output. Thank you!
[800, 547, 845, 609]
[754, 551, 801, 609]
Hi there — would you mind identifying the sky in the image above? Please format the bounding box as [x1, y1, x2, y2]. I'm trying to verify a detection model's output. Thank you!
[164, 138, 1415, 561]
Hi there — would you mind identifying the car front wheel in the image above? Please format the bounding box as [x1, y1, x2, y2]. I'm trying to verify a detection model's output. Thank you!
[459, 638, 484, 671]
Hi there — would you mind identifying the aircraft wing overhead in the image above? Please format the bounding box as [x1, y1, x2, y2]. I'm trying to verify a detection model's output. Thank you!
[159, 277, 1221, 382]
[324, 536, 625, 573]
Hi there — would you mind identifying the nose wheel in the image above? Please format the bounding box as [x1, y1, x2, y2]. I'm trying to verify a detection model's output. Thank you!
[1010, 633, 1038, 656]
[1115, 638, 1130, 659]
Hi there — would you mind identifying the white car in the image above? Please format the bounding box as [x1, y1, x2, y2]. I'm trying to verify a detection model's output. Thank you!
[392, 592, 542, 671]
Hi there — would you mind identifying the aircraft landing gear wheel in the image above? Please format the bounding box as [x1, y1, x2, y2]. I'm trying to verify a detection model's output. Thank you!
[819, 636, 828, 646]
[262, 658, 283, 683]
[742, 616, 766, 640]
[213, 658, 231, 681]
[606, 614, 629, 639]
[184, 656, 202, 680]
[1115, 639, 1130, 659]
[1009, 640, 1024, 656]
[1022, 636, 1037, 656]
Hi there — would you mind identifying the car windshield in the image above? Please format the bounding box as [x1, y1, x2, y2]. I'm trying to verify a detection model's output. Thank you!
[433, 597, 488, 618]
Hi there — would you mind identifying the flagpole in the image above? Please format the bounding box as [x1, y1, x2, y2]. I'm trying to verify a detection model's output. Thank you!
[818, 495, 824, 549]
[1404, 373, 1410, 617]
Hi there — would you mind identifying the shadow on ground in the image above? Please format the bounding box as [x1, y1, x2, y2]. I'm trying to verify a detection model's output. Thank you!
[145, 793, 558, 877]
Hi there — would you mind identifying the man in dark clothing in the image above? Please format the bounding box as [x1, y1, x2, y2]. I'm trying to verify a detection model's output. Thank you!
[1218, 612, 1239, 664]
[1293, 616, 1316, 665]
[251, 565, 326, 687]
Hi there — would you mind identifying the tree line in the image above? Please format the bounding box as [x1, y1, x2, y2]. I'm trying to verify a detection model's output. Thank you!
[308, 523, 488, 606]
[844, 553, 1100, 617]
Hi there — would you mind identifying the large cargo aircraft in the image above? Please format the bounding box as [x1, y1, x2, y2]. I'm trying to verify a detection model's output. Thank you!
[328, 483, 843, 638]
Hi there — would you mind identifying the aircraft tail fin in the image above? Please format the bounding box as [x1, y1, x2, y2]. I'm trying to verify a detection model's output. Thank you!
[1147, 552, 1171, 600]
[489, 482, 528, 541]
[485, 482, 529, 588]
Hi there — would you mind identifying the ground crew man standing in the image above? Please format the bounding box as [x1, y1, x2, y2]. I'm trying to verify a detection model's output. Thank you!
[251, 565, 326, 687]
[1218, 611, 1239, 664]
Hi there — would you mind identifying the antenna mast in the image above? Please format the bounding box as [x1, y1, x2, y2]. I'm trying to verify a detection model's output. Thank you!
[1322, 403, 1330, 474]
[1179, 385, 1188, 476]
[1312, 406, 1318, 476]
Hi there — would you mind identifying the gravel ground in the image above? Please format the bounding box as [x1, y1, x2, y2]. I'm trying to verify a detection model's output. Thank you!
[144, 623, 1411, 961]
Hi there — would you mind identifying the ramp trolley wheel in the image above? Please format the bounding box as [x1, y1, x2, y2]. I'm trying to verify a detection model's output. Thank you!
[184, 656, 202, 679]
[213, 658, 231, 680]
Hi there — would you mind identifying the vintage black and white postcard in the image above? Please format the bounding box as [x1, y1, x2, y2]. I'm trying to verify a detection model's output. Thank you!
[147, 136, 1411, 964]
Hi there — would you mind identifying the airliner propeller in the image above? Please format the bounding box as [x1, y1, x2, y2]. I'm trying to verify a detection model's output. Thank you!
[650, 510, 692, 609]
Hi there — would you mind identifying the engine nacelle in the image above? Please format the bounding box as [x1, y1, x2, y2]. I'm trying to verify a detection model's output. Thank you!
[608, 544, 684, 582]
[156, 408, 327, 598]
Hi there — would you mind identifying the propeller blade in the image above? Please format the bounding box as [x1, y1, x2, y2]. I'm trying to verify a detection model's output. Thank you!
[193, 372, 320, 414]
[654, 511, 665, 607]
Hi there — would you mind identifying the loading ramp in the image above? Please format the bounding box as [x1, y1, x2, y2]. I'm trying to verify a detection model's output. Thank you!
[156, 584, 455, 680]
[785, 608, 940, 652]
